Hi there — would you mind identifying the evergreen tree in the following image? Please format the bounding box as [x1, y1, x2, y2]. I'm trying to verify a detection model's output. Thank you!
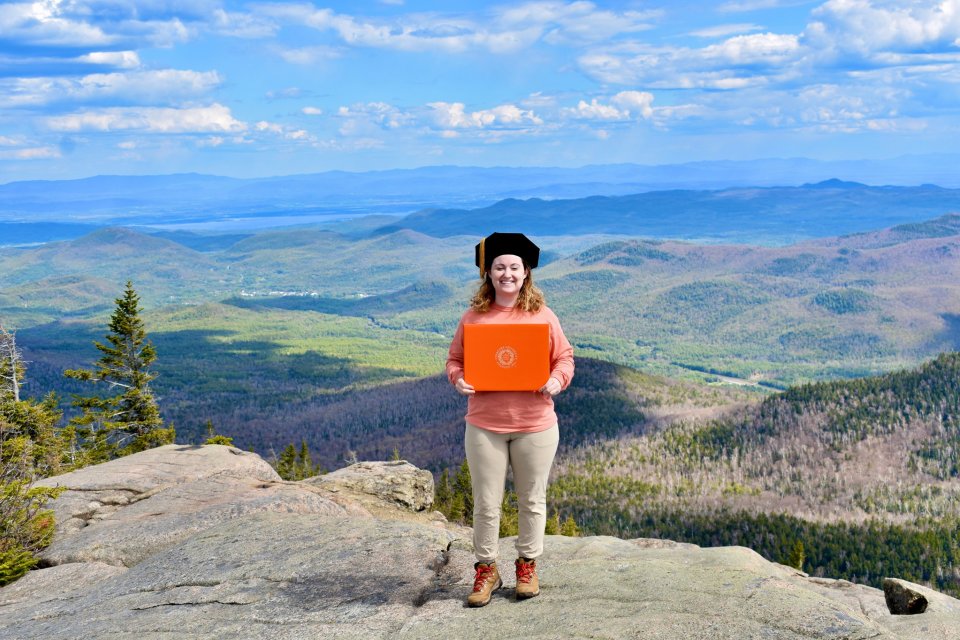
[297, 439, 322, 478]
[273, 440, 322, 480]
[789, 539, 806, 572]
[544, 510, 561, 535]
[561, 514, 581, 537]
[203, 419, 234, 446]
[499, 490, 519, 537]
[65, 281, 172, 460]
[276, 444, 297, 480]
[0, 435, 63, 585]
[454, 459, 473, 525]
[434, 469, 452, 515]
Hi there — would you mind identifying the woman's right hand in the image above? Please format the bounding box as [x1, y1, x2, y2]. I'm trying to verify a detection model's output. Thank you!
[455, 377, 476, 396]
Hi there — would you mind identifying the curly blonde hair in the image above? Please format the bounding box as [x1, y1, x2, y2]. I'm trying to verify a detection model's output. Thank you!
[470, 261, 545, 313]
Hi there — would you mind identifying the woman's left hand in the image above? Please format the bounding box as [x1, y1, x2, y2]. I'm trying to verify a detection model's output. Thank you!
[539, 377, 562, 398]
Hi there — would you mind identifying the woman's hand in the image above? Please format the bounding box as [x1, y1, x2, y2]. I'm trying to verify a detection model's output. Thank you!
[539, 377, 562, 398]
[455, 377, 476, 396]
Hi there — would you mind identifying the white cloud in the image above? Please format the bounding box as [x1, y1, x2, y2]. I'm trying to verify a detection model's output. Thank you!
[702, 32, 800, 65]
[690, 23, 764, 38]
[497, 2, 659, 45]
[562, 91, 654, 121]
[719, 0, 795, 12]
[255, 121, 284, 134]
[0, 2, 114, 47]
[427, 102, 543, 128]
[565, 98, 627, 120]
[0, 70, 222, 108]
[212, 8, 277, 38]
[76, 51, 141, 69]
[277, 45, 343, 65]
[266, 87, 304, 100]
[46, 104, 246, 133]
[302, 107, 323, 116]
[611, 91, 654, 118]
[337, 102, 413, 134]
[257, 2, 656, 55]
[806, 0, 960, 58]
[0, 146, 61, 159]
[578, 30, 801, 88]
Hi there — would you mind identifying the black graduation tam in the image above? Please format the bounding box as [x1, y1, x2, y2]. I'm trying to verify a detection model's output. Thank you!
[475, 232, 540, 278]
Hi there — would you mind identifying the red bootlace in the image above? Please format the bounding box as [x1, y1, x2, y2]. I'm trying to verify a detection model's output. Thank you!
[473, 564, 495, 592]
[516, 560, 536, 584]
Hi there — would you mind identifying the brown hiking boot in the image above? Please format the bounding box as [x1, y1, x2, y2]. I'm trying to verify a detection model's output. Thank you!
[467, 562, 501, 607]
[515, 557, 540, 599]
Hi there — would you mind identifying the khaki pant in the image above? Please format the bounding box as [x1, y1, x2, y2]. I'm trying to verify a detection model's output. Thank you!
[465, 421, 560, 563]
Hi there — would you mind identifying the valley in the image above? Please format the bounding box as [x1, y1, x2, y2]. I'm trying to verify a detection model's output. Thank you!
[3, 183, 960, 596]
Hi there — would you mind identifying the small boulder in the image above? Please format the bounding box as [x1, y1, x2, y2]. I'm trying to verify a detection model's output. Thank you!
[307, 460, 434, 511]
[884, 578, 960, 615]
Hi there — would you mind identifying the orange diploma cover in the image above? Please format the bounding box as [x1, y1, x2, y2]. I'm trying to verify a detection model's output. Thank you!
[463, 323, 550, 391]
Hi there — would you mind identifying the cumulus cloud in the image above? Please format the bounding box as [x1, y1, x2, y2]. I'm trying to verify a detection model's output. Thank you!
[76, 51, 141, 69]
[0, 2, 114, 48]
[302, 106, 323, 116]
[562, 91, 654, 121]
[805, 0, 960, 59]
[427, 102, 544, 128]
[46, 103, 246, 133]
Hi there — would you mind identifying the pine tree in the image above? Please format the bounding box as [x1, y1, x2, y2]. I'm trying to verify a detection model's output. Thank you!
[789, 539, 806, 572]
[203, 419, 234, 446]
[434, 469, 452, 515]
[0, 434, 64, 586]
[276, 444, 297, 480]
[561, 514, 581, 537]
[454, 459, 473, 525]
[273, 440, 322, 480]
[65, 281, 172, 460]
[296, 439, 321, 478]
[544, 510, 561, 535]
[499, 490, 519, 537]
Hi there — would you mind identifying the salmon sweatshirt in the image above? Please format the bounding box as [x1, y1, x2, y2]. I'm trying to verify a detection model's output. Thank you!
[446, 303, 575, 434]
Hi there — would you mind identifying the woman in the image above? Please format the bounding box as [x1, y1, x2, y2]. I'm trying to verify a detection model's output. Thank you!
[446, 231, 575, 607]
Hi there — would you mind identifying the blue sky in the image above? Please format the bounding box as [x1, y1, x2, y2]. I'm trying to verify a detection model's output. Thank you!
[2, 0, 960, 182]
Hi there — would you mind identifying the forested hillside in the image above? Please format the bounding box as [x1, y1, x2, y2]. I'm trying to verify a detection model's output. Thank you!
[550, 352, 960, 596]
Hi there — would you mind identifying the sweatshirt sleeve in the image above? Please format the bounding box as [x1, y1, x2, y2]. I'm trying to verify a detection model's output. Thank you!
[548, 311, 575, 390]
[446, 316, 466, 386]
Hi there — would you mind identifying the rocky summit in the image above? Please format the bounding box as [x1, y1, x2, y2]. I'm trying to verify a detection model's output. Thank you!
[1, 445, 959, 640]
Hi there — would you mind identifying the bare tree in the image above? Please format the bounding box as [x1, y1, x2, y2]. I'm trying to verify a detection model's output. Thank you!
[0, 323, 24, 403]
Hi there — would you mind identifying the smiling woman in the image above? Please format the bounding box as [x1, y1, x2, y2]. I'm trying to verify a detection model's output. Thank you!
[446, 231, 575, 607]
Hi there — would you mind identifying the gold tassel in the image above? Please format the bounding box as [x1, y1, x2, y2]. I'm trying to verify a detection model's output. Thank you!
[479, 237, 486, 279]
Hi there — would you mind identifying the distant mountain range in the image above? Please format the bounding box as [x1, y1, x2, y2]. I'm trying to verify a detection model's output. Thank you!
[379, 180, 960, 243]
[3, 155, 960, 242]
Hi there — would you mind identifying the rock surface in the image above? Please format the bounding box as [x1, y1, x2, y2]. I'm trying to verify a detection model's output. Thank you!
[2, 445, 959, 639]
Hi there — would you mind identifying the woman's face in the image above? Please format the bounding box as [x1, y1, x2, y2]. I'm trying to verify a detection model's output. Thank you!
[489, 254, 528, 299]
